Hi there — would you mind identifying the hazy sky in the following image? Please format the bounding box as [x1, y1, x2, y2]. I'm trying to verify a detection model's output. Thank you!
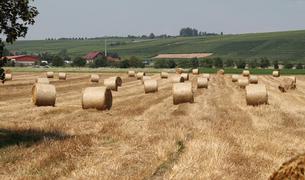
[22, 0, 305, 39]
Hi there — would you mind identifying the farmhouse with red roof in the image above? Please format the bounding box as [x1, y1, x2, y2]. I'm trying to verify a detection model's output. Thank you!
[2, 55, 40, 66]
[83, 51, 104, 63]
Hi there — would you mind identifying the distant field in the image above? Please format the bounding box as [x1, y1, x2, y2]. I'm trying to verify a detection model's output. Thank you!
[6, 30, 305, 62]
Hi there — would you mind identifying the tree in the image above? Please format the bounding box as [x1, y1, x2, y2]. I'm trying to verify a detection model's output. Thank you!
[52, 55, 64, 67]
[225, 59, 234, 67]
[273, 60, 279, 69]
[149, 33, 155, 39]
[128, 56, 144, 68]
[213, 57, 223, 68]
[0, 0, 38, 83]
[260, 57, 270, 68]
[73, 57, 86, 67]
[236, 59, 246, 69]
[191, 58, 199, 68]
[248, 59, 258, 68]
[296, 63, 303, 69]
[179, 27, 199, 37]
[284, 62, 294, 69]
[92, 56, 108, 68]
[58, 49, 71, 61]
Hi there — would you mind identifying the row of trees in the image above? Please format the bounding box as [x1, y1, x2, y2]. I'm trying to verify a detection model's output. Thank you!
[154, 58, 304, 69]
[179, 27, 221, 37]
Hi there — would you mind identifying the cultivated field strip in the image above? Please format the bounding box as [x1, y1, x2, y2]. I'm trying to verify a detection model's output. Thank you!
[1, 72, 305, 179]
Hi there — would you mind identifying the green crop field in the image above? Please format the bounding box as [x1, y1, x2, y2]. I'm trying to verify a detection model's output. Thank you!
[6, 30, 305, 62]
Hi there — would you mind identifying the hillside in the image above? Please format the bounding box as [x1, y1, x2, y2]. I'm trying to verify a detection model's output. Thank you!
[6, 30, 305, 62]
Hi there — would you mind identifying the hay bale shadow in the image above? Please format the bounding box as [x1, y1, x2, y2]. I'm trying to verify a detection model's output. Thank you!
[0, 128, 71, 149]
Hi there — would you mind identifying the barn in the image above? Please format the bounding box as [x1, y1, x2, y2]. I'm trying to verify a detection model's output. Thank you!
[84, 52, 104, 63]
[4, 55, 40, 66]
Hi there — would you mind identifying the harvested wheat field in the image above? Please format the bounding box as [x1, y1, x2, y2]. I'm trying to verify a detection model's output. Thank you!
[1, 72, 305, 179]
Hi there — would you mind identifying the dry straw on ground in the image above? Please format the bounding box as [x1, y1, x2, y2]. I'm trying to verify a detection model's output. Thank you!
[181, 73, 189, 81]
[173, 82, 194, 105]
[144, 79, 158, 93]
[288, 76, 297, 83]
[232, 74, 239, 82]
[160, 72, 169, 79]
[192, 69, 199, 75]
[279, 77, 296, 92]
[172, 75, 184, 83]
[273, 71, 280, 77]
[269, 154, 305, 180]
[242, 70, 250, 77]
[32, 83, 56, 106]
[249, 75, 258, 84]
[202, 73, 210, 81]
[238, 77, 249, 89]
[46, 72, 54, 78]
[197, 77, 208, 89]
[5, 74, 12, 81]
[82, 87, 112, 110]
[104, 77, 122, 91]
[128, 71, 136, 77]
[90, 74, 99, 83]
[136, 72, 146, 80]
[58, 73, 67, 80]
[246, 84, 268, 106]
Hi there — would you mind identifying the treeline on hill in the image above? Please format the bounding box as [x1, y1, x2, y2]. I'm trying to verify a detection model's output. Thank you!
[44, 27, 220, 41]
[153, 58, 304, 69]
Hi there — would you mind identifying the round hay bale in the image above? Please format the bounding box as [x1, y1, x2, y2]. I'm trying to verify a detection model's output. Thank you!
[172, 75, 185, 83]
[181, 73, 189, 81]
[269, 154, 305, 180]
[197, 77, 208, 89]
[90, 74, 99, 83]
[128, 71, 136, 77]
[5, 74, 12, 81]
[288, 76, 296, 83]
[46, 72, 54, 78]
[232, 75, 239, 82]
[58, 73, 67, 80]
[36, 78, 50, 84]
[238, 77, 249, 89]
[141, 76, 151, 84]
[104, 77, 122, 91]
[136, 72, 146, 80]
[202, 74, 210, 81]
[279, 78, 296, 93]
[144, 79, 158, 93]
[32, 83, 56, 106]
[5, 69, 12, 74]
[246, 84, 268, 106]
[192, 69, 199, 75]
[176, 68, 183, 74]
[273, 70, 280, 77]
[242, 70, 250, 77]
[249, 75, 258, 84]
[160, 72, 169, 79]
[217, 69, 225, 75]
[173, 82, 194, 105]
[82, 87, 112, 110]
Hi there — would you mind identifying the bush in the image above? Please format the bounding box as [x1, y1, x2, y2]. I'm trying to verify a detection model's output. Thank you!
[199, 58, 213, 68]
[213, 57, 223, 68]
[191, 58, 199, 68]
[225, 59, 234, 67]
[273, 60, 279, 69]
[284, 62, 294, 69]
[52, 55, 64, 67]
[260, 57, 270, 68]
[236, 59, 246, 69]
[248, 59, 258, 68]
[154, 59, 176, 68]
[296, 63, 303, 69]
[128, 56, 145, 68]
[72, 57, 86, 67]
[92, 56, 109, 68]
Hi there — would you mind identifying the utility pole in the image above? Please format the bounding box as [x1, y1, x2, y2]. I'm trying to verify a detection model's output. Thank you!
[104, 39, 107, 57]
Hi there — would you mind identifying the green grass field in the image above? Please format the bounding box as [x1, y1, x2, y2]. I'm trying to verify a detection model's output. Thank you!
[6, 30, 305, 62]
